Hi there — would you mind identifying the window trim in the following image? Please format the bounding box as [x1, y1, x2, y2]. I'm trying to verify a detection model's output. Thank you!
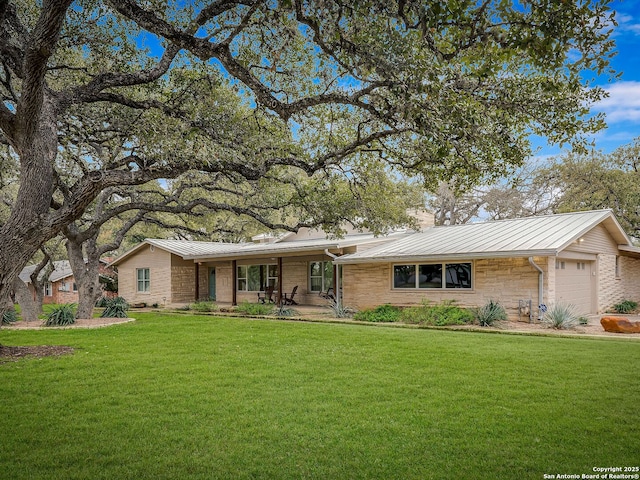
[136, 268, 151, 293]
[236, 264, 278, 292]
[309, 260, 334, 293]
[392, 262, 473, 291]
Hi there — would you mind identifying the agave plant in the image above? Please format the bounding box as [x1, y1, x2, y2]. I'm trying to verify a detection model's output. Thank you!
[541, 303, 579, 330]
[474, 300, 507, 326]
[44, 304, 76, 326]
[2, 308, 18, 325]
[327, 300, 355, 319]
[273, 305, 298, 317]
[100, 297, 129, 318]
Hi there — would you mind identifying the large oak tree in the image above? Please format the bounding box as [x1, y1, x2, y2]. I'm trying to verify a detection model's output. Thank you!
[0, 0, 616, 308]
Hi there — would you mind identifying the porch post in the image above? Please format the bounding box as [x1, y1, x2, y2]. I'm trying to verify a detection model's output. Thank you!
[277, 256, 283, 306]
[195, 262, 200, 302]
[232, 260, 237, 306]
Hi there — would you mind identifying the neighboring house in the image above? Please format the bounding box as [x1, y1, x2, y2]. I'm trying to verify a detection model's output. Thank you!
[19, 259, 116, 304]
[19, 260, 79, 304]
[110, 210, 640, 318]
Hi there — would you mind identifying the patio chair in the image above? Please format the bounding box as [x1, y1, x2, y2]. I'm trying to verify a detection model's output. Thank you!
[319, 287, 335, 301]
[283, 285, 298, 305]
[257, 286, 275, 304]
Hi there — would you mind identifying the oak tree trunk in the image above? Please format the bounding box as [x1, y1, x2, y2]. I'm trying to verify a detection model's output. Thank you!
[12, 278, 39, 322]
[0, 100, 57, 315]
[66, 237, 101, 320]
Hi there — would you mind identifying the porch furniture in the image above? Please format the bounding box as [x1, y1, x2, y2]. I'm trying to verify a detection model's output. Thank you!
[319, 287, 335, 301]
[283, 285, 298, 305]
[258, 286, 275, 304]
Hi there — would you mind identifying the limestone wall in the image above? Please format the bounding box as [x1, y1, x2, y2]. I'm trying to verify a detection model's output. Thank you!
[597, 254, 623, 312]
[621, 256, 640, 304]
[171, 254, 197, 304]
[342, 256, 550, 320]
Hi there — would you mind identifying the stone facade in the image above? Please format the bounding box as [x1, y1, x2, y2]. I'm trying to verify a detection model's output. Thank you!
[621, 256, 640, 304]
[597, 254, 622, 312]
[342, 256, 551, 320]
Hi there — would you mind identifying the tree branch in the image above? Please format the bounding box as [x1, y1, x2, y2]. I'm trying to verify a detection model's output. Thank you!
[59, 43, 180, 109]
[15, 0, 73, 145]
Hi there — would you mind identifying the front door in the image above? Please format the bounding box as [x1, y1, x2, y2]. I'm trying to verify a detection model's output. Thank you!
[209, 268, 216, 300]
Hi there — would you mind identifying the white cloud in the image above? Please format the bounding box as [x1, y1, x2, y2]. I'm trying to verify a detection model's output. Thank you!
[614, 12, 640, 35]
[593, 81, 640, 124]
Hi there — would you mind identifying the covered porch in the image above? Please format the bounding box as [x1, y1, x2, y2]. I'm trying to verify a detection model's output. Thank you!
[190, 248, 345, 307]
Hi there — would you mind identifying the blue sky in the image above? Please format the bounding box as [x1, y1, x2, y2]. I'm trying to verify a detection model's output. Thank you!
[539, 0, 640, 157]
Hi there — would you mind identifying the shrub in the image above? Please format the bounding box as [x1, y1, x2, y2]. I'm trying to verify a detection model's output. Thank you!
[541, 303, 579, 330]
[400, 300, 474, 326]
[235, 301, 273, 316]
[189, 300, 218, 312]
[44, 304, 76, 326]
[613, 300, 638, 314]
[354, 304, 402, 323]
[474, 300, 508, 326]
[2, 308, 18, 325]
[100, 297, 129, 318]
[327, 300, 356, 319]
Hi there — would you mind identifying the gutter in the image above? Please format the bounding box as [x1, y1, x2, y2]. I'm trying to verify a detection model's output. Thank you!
[528, 257, 544, 319]
[325, 249, 341, 310]
[333, 249, 558, 265]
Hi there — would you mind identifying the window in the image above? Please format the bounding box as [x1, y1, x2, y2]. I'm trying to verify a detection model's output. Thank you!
[137, 268, 150, 292]
[309, 261, 334, 292]
[43, 282, 52, 296]
[73, 282, 78, 292]
[237, 264, 278, 291]
[393, 263, 472, 289]
[555, 260, 565, 270]
[615, 256, 621, 277]
[59, 281, 69, 292]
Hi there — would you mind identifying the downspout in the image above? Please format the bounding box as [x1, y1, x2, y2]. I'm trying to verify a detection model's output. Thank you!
[528, 257, 544, 320]
[324, 249, 340, 310]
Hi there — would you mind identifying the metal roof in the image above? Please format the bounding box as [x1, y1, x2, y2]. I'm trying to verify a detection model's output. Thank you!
[19, 260, 74, 284]
[109, 239, 244, 265]
[182, 233, 405, 260]
[110, 233, 408, 265]
[334, 210, 630, 264]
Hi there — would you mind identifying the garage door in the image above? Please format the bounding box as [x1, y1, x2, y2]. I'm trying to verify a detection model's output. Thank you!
[555, 260, 593, 315]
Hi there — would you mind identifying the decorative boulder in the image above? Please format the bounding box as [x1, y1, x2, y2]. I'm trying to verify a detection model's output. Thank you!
[600, 316, 640, 334]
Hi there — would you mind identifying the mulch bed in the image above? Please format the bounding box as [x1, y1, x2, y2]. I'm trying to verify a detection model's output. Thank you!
[0, 317, 133, 363]
[0, 344, 75, 363]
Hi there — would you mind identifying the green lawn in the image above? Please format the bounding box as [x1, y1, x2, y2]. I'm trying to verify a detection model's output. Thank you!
[1, 313, 638, 479]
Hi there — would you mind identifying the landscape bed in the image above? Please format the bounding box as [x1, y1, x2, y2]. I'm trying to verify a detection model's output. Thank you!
[1, 312, 638, 479]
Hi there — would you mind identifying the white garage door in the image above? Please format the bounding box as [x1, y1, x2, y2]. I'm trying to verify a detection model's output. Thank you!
[555, 260, 593, 315]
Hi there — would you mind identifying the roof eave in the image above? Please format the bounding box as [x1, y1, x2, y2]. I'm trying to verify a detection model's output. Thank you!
[334, 249, 558, 265]
[109, 240, 152, 266]
[555, 210, 632, 252]
[185, 244, 345, 261]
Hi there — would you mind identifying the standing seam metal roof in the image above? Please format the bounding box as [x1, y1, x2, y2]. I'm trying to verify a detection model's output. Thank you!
[110, 233, 408, 265]
[334, 210, 628, 264]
